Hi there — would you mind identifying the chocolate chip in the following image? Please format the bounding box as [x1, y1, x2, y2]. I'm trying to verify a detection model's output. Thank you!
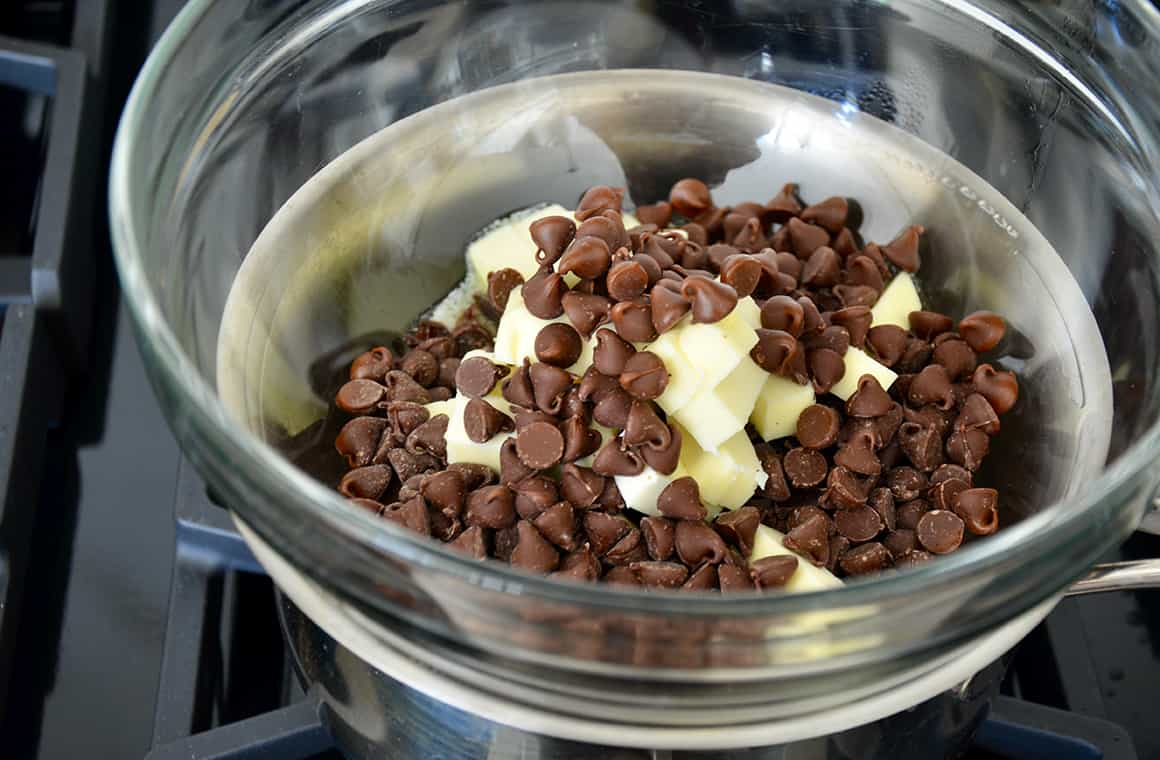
[866, 324, 908, 367]
[584, 511, 632, 555]
[714, 506, 760, 555]
[492, 524, 519, 562]
[592, 328, 636, 377]
[775, 252, 804, 281]
[683, 562, 719, 590]
[501, 360, 535, 408]
[553, 547, 601, 582]
[760, 295, 804, 335]
[456, 356, 505, 399]
[831, 306, 872, 348]
[631, 252, 663, 286]
[400, 349, 438, 387]
[561, 291, 611, 338]
[808, 325, 851, 356]
[576, 213, 629, 252]
[511, 407, 557, 431]
[619, 352, 669, 401]
[682, 222, 709, 247]
[883, 529, 918, 559]
[896, 499, 930, 531]
[444, 463, 493, 492]
[797, 296, 825, 335]
[768, 332, 813, 384]
[526, 501, 577, 551]
[959, 311, 1006, 353]
[448, 525, 489, 558]
[946, 427, 990, 471]
[602, 566, 639, 585]
[669, 178, 713, 218]
[609, 298, 658, 343]
[908, 364, 956, 410]
[832, 227, 859, 257]
[523, 269, 568, 319]
[834, 429, 881, 475]
[592, 437, 645, 477]
[510, 521, 560, 572]
[834, 505, 883, 542]
[465, 485, 516, 529]
[350, 347, 394, 381]
[529, 215, 577, 266]
[487, 268, 525, 314]
[499, 438, 536, 486]
[766, 183, 803, 222]
[796, 404, 841, 449]
[786, 217, 830, 258]
[383, 370, 431, 404]
[916, 509, 964, 554]
[834, 284, 879, 308]
[435, 357, 461, 390]
[607, 259, 650, 302]
[680, 277, 738, 324]
[908, 311, 954, 340]
[405, 414, 448, 459]
[718, 564, 755, 592]
[888, 466, 929, 501]
[957, 393, 1001, 435]
[784, 513, 831, 566]
[641, 516, 676, 560]
[592, 387, 633, 429]
[895, 339, 932, 374]
[675, 520, 727, 566]
[881, 225, 923, 272]
[635, 201, 672, 227]
[335, 379, 386, 415]
[528, 362, 573, 414]
[802, 246, 841, 287]
[720, 254, 763, 297]
[339, 464, 393, 501]
[464, 398, 514, 443]
[783, 447, 828, 488]
[840, 542, 892, 575]
[931, 339, 976, 381]
[336, 417, 388, 468]
[954, 487, 999, 535]
[575, 186, 625, 221]
[809, 348, 846, 394]
[757, 446, 791, 501]
[621, 402, 669, 451]
[640, 423, 682, 475]
[420, 470, 465, 517]
[382, 497, 431, 535]
[516, 421, 565, 470]
[869, 487, 896, 530]
[534, 323, 583, 368]
[897, 421, 944, 472]
[658, 476, 707, 521]
[632, 561, 689, 589]
[559, 464, 605, 508]
[650, 282, 691, 334]
[842, 376, 891, 419]
[788, 505, 831, 533]
[825, 466, 869, 509]
[560, 415, 602, 463]
[801, 196, 848, 234]
[747, 555, 796, 589]
[972, 363, 1019, 414]
[844, 255, 885, 291]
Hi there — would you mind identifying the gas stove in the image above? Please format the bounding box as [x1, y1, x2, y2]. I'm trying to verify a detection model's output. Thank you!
[0, 2, 1157, 758]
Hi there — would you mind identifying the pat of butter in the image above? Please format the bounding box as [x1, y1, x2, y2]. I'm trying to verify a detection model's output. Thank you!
[870, 272, 922, 329]
[646, 322, 701, 412]
[673, 355, 767, 452]
[675, 305, 761, 392]
[492, 286, 595, 375]
[828, 347, 898, 401]
[614, 461, 691, 517]
[750, 524, 843, 593]
[751, 373, 816, 441]
[679, 425, 766, 512]
[423, 399, 455, 419]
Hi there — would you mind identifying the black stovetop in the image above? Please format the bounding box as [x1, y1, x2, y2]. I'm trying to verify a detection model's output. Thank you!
[0, 1, 1158, 758]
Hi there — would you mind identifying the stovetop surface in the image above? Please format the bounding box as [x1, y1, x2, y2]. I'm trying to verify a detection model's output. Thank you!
[1, 2, 1159, 759]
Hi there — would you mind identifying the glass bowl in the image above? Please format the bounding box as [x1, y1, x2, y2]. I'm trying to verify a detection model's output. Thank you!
[110, 0, 1160, 745]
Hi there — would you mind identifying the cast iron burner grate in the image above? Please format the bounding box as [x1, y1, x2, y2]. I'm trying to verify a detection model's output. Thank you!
[145, 460, 1137, 760]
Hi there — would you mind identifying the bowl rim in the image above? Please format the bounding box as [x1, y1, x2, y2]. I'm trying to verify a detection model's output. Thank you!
[109, 0, 1160, 621]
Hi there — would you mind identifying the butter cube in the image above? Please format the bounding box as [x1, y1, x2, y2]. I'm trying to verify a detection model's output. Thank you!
[829, 347, 897, 401]
[674, 356, 766, 451]
[444, 393, 513, 473]
[751, 373, 816, 441]
[647, 322, 701, 413]
[870, 272, 922, 329]
[733, 295, 762, 329]
[423, 399, 455, 419]
[675, 307, 760, 392]
[750, 524, 843, 593]
[614, 461, 691, 517]
[680, 426, 766, 511]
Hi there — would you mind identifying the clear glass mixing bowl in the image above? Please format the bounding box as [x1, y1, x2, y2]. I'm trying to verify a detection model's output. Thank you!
[110, 0, 1160, 735]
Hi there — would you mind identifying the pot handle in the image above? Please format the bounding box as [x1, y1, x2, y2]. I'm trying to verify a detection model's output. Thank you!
[1066, 560, 1160, 596]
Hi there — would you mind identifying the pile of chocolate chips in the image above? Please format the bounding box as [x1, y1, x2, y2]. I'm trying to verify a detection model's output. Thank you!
[330, 178, 1018, 590]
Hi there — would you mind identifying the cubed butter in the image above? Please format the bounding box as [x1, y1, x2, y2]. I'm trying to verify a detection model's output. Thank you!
[751, 373, 816, 441]
[732, 295, 762, 329]
[646, 322, 701, 413]
[750, 524, 843, 593]
[423, 399, 455, 419]
[673, 356, 767, 452]
[614, 461, 691, 517]
[679, 425, 767, 511]
[870, 272, 922, 329]
[675, 306, 760, 392]
[828, 347, 898, 401]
